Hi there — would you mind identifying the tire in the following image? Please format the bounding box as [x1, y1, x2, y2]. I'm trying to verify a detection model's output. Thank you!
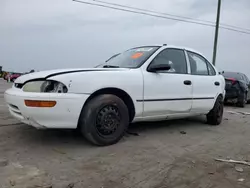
[207, 96, 224, 126]
[78, 94, 129, 146]
[237, 92, 247, 108]
[246, 93, 250, 104]
[224, 98, 228, 104]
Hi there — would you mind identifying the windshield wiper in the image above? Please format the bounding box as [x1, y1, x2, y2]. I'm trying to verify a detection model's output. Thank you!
[103, 65, 120, 68]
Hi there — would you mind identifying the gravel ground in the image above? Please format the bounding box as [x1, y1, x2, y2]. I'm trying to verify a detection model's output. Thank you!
[0, 80, 250, 188]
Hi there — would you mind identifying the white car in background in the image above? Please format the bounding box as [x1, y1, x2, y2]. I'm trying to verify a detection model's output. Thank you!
[4, 44, 225, 146]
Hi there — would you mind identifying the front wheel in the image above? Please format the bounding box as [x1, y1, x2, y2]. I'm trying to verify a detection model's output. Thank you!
[207, 96, 224, 126]
[78, 94, 129, 146]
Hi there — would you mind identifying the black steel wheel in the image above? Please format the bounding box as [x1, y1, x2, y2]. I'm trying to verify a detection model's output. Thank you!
[79, 94, 129, 146]
[96, 105, 121, 138]
[237, 92, 247, 108]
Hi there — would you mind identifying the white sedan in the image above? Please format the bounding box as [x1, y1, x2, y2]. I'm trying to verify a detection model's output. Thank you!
[4, 45, 225, 146]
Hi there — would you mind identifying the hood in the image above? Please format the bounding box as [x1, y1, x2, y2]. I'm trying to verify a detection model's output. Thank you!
[15, 68, 129, 84]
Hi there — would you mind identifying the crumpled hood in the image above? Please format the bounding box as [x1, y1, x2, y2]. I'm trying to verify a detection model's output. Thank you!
[15, 68, 128, 84]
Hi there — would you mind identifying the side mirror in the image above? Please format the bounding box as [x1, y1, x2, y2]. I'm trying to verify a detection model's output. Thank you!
[148, 64, 171, 72]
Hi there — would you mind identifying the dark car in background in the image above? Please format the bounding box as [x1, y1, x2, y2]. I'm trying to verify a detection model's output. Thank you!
[222, 71, 250, 107]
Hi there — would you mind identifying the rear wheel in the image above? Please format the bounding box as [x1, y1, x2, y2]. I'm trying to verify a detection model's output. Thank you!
[237, 92, 247, 108]
[78, 94, 129, 146]
[207, 96, 224, 126]
[224, 98, 228, 104]
[245, 92, 250, 104]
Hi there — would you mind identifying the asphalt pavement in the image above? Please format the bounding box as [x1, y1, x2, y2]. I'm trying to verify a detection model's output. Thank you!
[1, 79, 250, 188]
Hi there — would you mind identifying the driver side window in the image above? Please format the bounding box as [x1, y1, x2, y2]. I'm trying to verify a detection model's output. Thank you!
[149, 48, 187, 74]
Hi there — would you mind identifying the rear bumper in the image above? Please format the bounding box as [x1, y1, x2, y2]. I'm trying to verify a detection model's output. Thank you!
[225, 88, 243, 100]
[225, 91, 238, 99]
[4, 87, 89, 129]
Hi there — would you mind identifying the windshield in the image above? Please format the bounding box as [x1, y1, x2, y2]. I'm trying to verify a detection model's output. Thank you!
[98, 46, 160, 68]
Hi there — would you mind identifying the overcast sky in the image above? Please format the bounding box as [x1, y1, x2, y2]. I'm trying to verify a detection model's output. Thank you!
[1, 0, 250, 75]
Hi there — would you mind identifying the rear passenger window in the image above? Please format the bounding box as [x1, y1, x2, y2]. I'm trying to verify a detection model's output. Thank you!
[207, 62, 216, 75]
[187, 52, 209, 75]
[150, 48, 187, 74]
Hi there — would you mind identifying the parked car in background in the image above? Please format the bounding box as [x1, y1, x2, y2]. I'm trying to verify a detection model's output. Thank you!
[5, 45, 225, 146]
[222, 71, 250, 107]
[1, 71, 6, 79]
[4, 72, 12, 81]
[9, 73, 22, 82]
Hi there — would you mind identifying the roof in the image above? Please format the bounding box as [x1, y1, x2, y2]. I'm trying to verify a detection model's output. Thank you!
[164, 45, 205, 57]
[134, 44, 205, 57]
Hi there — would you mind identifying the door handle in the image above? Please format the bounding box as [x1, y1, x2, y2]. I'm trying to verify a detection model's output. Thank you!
[184, 80, 192, 85]
[214, 81, 220, 86]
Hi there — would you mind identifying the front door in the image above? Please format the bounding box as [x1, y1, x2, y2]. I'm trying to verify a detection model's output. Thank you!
[142, 48, 193, 117]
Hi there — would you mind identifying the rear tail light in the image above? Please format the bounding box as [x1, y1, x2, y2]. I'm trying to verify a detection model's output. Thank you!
[226, 78, 237, 85]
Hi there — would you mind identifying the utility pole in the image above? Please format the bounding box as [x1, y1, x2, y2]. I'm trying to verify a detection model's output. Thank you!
[212, 0, 222, 66]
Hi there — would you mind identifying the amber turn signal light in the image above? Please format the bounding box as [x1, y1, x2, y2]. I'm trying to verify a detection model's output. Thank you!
[24, 100, 57, 107]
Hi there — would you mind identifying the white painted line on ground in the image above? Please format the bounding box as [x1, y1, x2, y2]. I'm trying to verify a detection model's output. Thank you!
[227, 111, 250, 115]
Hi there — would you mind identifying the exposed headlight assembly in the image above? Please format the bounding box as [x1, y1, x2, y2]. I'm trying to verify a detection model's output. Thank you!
[23, 80, 68, 93]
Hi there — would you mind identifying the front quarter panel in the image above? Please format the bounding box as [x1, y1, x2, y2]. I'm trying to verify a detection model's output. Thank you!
[51, 69, 144, 118]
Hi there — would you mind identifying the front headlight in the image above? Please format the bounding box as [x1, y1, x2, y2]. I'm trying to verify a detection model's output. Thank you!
[23, 80, 68, 93]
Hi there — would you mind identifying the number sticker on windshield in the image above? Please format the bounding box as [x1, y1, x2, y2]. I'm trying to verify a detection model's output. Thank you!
[131, 52, 143, 59]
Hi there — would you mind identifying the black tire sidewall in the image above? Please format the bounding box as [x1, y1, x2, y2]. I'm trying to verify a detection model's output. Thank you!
[237, 92, 246, 107]
[80, 94, 129, 146]
[207, 96, 223, 125]
[217, 100, 224, 123]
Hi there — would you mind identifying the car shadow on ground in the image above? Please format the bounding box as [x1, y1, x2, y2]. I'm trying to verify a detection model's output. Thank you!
[13, 116, 208, 148]
[128, 116, 208, 135]
[224, 102, 237, 107]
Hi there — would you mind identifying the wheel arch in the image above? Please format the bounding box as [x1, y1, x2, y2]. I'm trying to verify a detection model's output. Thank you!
[217, 93, 223, 99]
[79, 87, 136, 124]
[213, 93, 224, 106]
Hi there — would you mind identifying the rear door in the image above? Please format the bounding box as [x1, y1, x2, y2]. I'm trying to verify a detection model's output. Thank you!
[186, 51, 221, 113]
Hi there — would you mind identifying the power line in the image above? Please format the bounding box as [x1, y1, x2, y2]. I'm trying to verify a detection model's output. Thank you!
[93, 0, 250, 32]
[220, 23, 250, 32]
[219, 26, 250, 35]
[73, 0, 215, 27]
[73, 0, 250, 35]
